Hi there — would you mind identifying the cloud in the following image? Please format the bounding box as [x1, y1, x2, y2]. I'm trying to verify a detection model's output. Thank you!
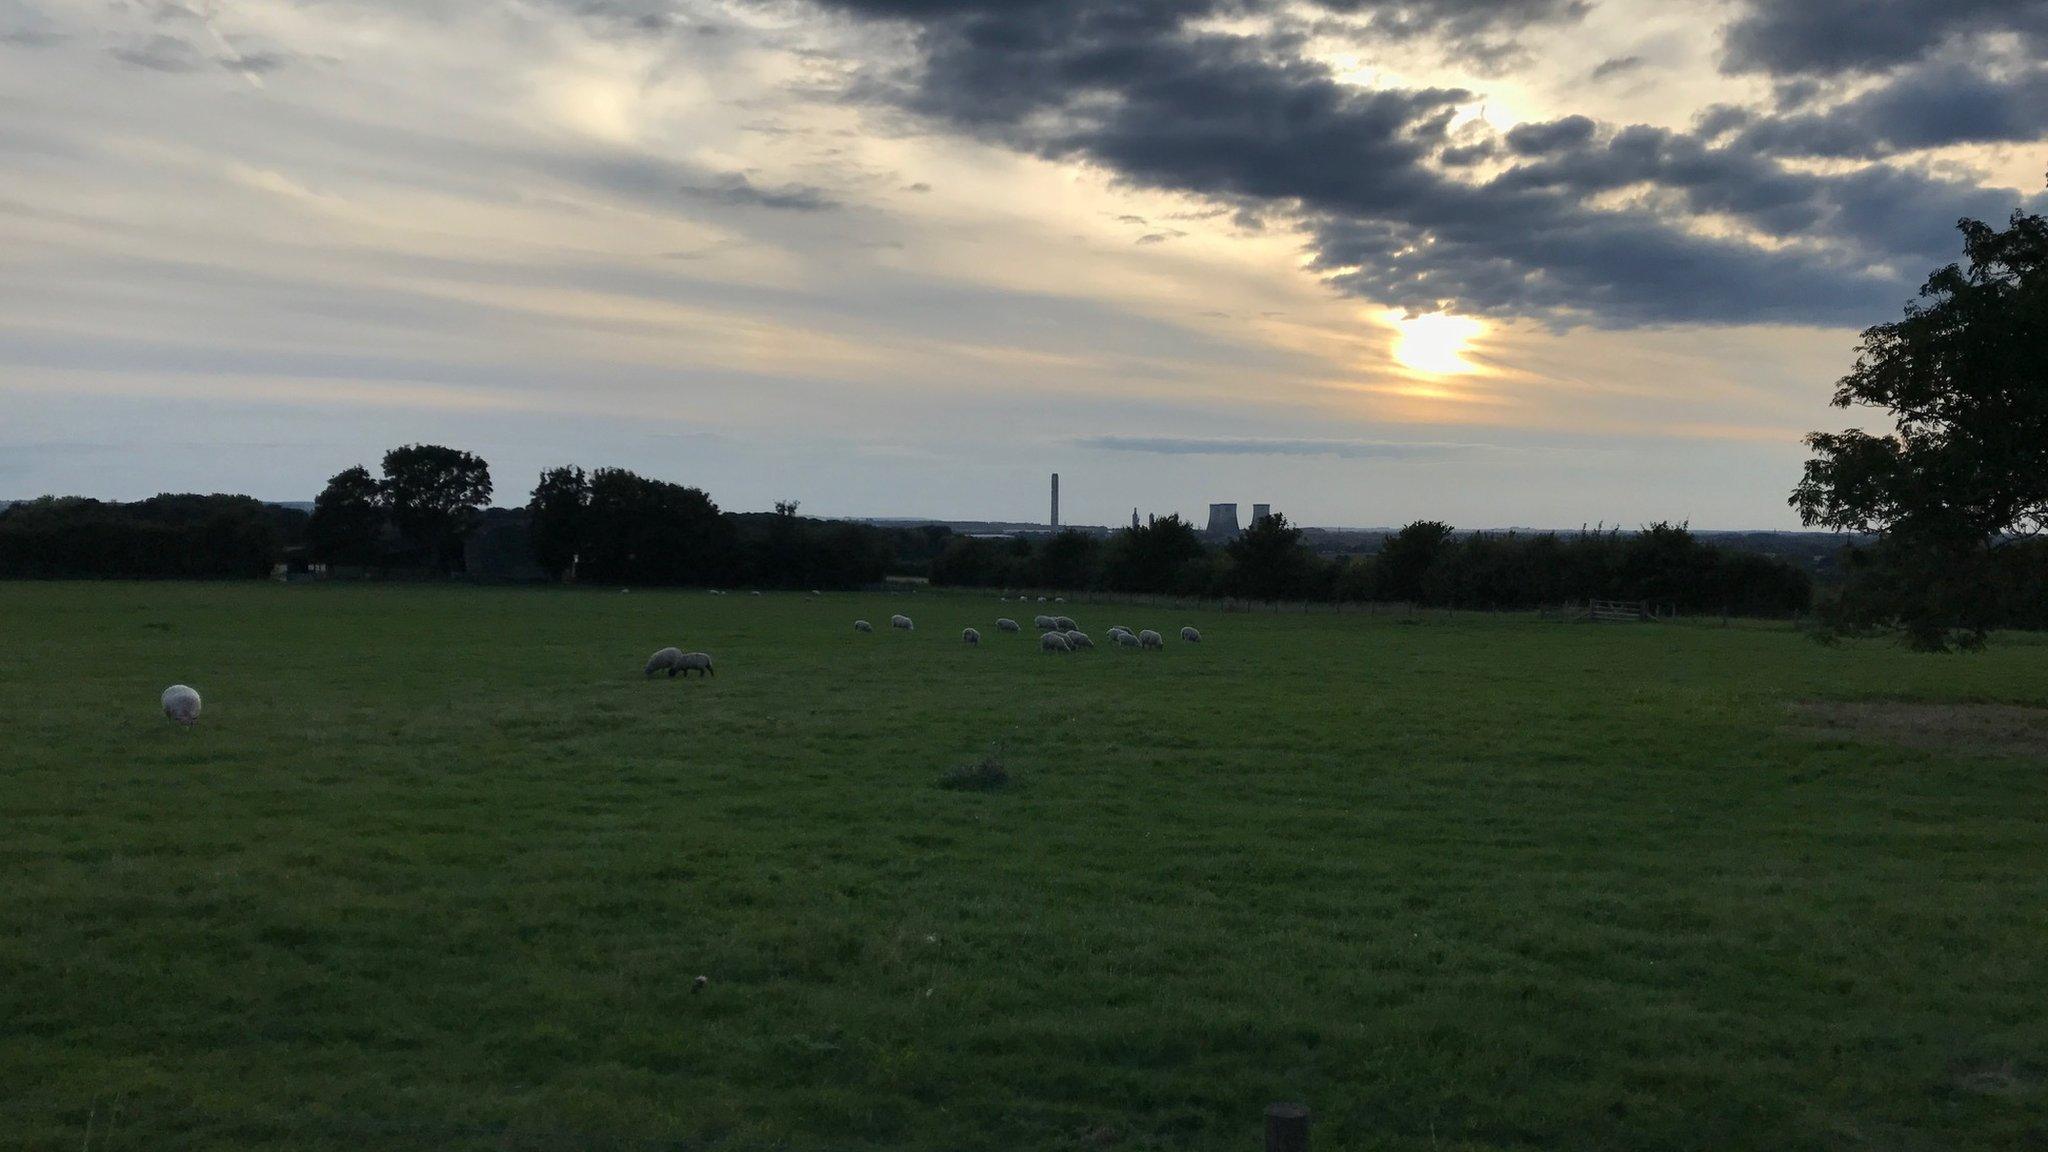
[677, 171, 841, 211]
[1731, 62, 2048, 158]
[1719, 0, 2048, 77]
[1078, 435, 1485, 460]
[108, 33, 203, 72]
[1589, 54, 1645, 81]
[802, 0, 2043, 329]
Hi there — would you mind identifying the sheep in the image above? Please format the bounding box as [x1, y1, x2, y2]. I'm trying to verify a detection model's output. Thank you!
[1109, 624, 1134, 638]
[1114, 630, 1140, 647]
[854, 619, 873, 633]
[1053, 615, 1077, 630]
[674, 651, 714, 677]
[644, 647, 685, 677]
[1034, 614, 1056, 630]
[963, 628, 981, 645]
[1138, 629, 1164, 649]
[1065, 630, 1094, 650]
[161, 684, 201, 725]
[1053, 596, 1066, 603]
[1040, 631, 1072, 653]
[1180, 626, 1202, 642]
[996, 617, 1020, 633]
[891, 614, 914, 631]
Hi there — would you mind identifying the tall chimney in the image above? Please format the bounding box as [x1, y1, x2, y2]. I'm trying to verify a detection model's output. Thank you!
[1050, 473, 1059, 530]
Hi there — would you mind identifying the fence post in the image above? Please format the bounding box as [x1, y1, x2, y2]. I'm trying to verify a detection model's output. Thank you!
[1264, 1103, 1309, 1152]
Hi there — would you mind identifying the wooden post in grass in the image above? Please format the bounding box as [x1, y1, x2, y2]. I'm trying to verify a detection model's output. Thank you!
[1265, 1103, 1309, 1152]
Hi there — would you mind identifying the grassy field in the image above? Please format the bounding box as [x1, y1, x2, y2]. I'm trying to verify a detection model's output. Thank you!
[2, 582, 2044, 1152]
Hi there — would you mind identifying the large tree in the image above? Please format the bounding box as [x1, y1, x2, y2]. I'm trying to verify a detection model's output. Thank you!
[1791, 201, 2046, 649]
[306, 465, 385, 567]
[1226, 512, 1316, 601]
[380, 444, 493, 572]
[527, 465, 590, 580]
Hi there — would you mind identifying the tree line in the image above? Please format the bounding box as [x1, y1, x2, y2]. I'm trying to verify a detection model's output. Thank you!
[931, 514, 1819, 616]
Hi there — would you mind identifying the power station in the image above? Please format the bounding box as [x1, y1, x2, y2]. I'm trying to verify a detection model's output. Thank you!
[1038, 476, 1274, 535]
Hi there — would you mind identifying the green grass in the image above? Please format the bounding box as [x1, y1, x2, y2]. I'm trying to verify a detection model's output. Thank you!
[2, 582, 2044, 1151]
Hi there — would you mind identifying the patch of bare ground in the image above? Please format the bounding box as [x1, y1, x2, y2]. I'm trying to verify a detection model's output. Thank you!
[1789, 700, 2048, 759]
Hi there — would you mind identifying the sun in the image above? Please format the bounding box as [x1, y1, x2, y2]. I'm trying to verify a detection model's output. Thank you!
[1388, 311, 1484, 376]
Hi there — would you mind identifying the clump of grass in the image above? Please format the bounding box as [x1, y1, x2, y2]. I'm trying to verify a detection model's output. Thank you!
[938, 752, 1009, 792]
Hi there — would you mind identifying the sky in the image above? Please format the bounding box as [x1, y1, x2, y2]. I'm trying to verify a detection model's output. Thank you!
[1, 0, 2043, 528]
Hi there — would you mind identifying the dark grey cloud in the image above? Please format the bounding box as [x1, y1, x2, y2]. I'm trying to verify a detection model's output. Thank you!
[1589, 54, 1644, 81]
[793, 0, 2042, 329]
[1079, 435, 1482, 460]
[1731, 62, 2048, 158]
[108, 33, 203, 72]
[1720, 0, 2048, 77]
[677, 172, 840, 211]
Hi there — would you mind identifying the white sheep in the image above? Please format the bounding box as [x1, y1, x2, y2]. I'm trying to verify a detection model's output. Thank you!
[891, 614, 914, 631]
[963, 628, 981, 645]
[161, 684, 201, 725]
[674, 651, 714, 677]
[1040, 631, 1072, 653]
[1033, 614, 1055, 630]
[1180, 626, 1202, 642]
[996, 618, 1020, 633]
[854, 619, 874, 633]
[644, 647, 685, 677]
[1114, 630, 1140, 647]
[1109, 624, 1133, 638]
[1065, 630, 1094, 650]
[1053, 615, 1077, 630]
[1138, 629, 1164, 649]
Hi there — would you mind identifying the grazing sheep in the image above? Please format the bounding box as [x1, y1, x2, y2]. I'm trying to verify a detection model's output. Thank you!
[674, 651, 715, 677]
[1040, 631, 1072, 653]
[644, 647, 685, 677]
[751, 591, 762, 596]
[996, 617, 1020, 633]
[1034, 614, 1057, 630]
[1138, 629, 1164, 649]
[854, 619, 874, 633]
[1181, 626, 1202, 642]
[1114, 630, 1140, 647]
[1037, 596, 1047, 602]
[1065, 630, 1094, 650]
[161, 684, 201, 725]
[1109, 624, 1133, 638]
[891, 614, 914, 631]
[1053, 596, 1066, 603]
[963, 628, 981, 645]
[1053, 615, 1077, 631]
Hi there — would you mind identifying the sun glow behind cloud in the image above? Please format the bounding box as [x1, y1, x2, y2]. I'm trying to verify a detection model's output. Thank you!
[1388, 311, 1484, 376]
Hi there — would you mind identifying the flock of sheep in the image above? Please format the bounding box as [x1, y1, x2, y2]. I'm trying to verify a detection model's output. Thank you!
[850, 611, 1200, 653]
[157, 596, 1203, 725]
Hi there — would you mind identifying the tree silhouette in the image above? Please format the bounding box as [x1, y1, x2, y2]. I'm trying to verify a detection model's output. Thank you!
[1226, 512, 1313, 600]
[527, 465, 589, 579]
[307, 465, 385, 566]
[1791, 198, 2047, 648]
[381, 444, 492, 573]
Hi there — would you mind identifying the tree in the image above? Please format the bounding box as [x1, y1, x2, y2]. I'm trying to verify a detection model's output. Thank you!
[307, 465, 385, 566]
[1374, 520, 1456, 602]
[579, 468, 731, 585]
[1225, 512, 1315, 600]
[527, 465, 589, 579]
[1791, 200, 2047, 649]
[380, 444, 493, 572]
[1101, 514, 1205, 592]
